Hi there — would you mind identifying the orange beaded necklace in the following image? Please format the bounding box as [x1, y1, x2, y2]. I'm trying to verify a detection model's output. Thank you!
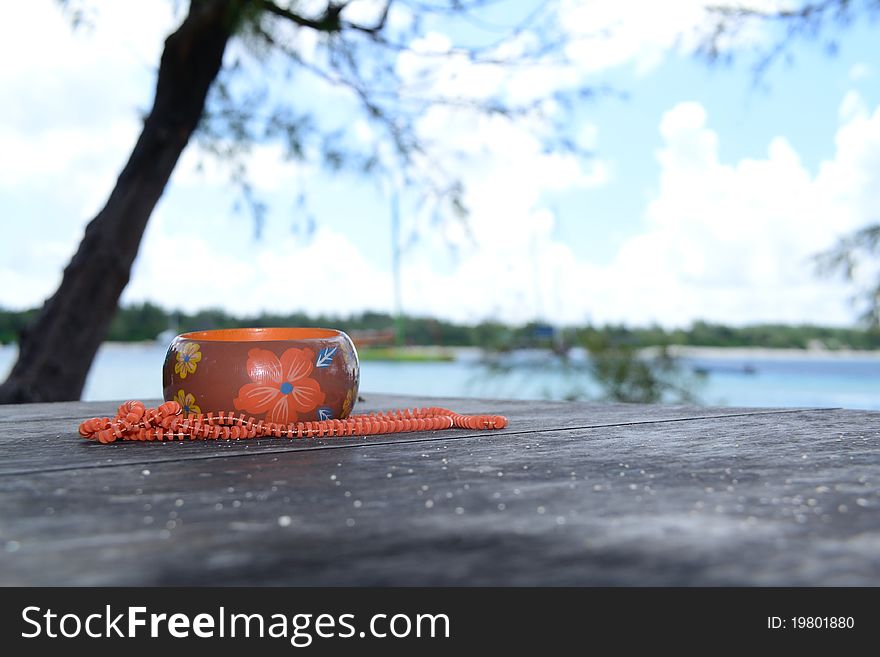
[79, 400, 508, 444]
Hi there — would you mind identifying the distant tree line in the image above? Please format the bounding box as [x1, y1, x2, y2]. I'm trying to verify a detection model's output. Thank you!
[1, 304, 879, 351]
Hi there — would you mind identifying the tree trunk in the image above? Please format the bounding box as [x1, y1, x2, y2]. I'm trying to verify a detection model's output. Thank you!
[0, 0, 246, 403]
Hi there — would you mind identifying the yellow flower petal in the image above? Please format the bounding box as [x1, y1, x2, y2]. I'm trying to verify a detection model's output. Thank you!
[175, 390, 200, 416]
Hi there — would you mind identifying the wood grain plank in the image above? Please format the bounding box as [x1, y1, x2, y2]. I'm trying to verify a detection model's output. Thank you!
[0, 399, 129, 424]
[0, 396, 820, 476]
[1, 407, 876, 586]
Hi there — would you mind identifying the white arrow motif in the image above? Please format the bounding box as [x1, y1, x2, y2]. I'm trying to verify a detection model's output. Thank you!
[315, 347, 337, 368]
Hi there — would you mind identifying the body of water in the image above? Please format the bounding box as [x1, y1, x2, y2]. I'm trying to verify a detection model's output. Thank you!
[1, 343, 878, 410]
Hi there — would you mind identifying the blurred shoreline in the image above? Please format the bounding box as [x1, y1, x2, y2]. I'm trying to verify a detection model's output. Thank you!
[5, 341, 880, 361]
[662, 345, 880, 360]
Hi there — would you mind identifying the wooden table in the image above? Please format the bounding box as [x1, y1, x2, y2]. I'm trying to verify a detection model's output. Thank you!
[1, 395, 878, 586]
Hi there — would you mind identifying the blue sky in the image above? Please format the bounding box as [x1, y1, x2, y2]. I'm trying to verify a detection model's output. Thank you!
[2, 0, 880, 328]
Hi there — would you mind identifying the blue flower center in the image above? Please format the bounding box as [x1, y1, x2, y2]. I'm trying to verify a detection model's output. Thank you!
[183, 405, 190, 414]
[182, 354, 190, 363]
[280, 382, 294, 395]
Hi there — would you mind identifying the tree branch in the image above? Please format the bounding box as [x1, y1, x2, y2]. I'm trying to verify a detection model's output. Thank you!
[259, 0, 346, 32]
[260, 0, 393, 35]
[346, 0, 392, 36]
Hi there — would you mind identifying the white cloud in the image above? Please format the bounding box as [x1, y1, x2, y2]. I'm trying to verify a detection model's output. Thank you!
[390, 0, 778, 126]
[410, 107, 609, 238]
[171, 141, 318, 193]
[141, 95, 880, 328]
[566, 100, 880, 326]
[122, 218, 394, 317]
[382, 96, 880, 328]
[0, 1, 180, 309]
[340, 0, 389, 27]
[395, 0, 751, 102]
[0, 16, 172, 187]
[838, 90, 868, 123]
[849, 62, 872, 81]
[559, 0, 774, 77]
[0, 1, 178, 125]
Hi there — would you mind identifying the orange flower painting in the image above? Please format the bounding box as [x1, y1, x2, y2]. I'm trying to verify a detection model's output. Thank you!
[233, 347, 326, 424]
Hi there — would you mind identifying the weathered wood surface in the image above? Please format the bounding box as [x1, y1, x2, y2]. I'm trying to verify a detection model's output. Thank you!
[0, 394, 878, 586]
[0, 396, 815, 476]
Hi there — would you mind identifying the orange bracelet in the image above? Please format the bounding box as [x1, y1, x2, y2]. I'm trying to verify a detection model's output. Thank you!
[78, 400, 509, 444]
